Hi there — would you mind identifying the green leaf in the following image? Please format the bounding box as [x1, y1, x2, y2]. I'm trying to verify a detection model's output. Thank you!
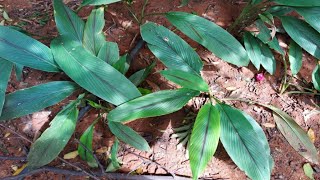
[295, 7, 320, 33]
[189, 103, 220, 180]
[51, 38, 141, 106]
[160, 69, 209, 92]
[0, 58, 13, 116]
[27, 95, 83, 169]
[267, 6, 293, 16]
[166, 12, 249, 67]
[98, 41, 120, 65]
[0, 81, 78, 121]
[83, 7, 105, 55]
[218, 104, 272, 180]
[243, 32, 262, 70]
[303, 163, 315, 180]
[267, 105, 319, 164]
[0, 26, 59, 72]
[129, 61, 156, 86]
[14, 63, 23, 82]
[113, 54, 129, 74]
[289, 40, 302, 75]
[78, 119, 98, 167]
[267, 36, 285, 55]
[106, 138, 121, 172]
[53, 0, 85, 44]
[312, 65, 320, 91]
[108, 121, 150, 151]
[260, 42, 276, 75]
[81, 0, 121, 6]
[274, 0, 320, 7]
[259, 12, 274, 25]
[251, 0, 263, 4]
[108, 88, 199, 123]
[141, 22, 203, 75]
[280, 16, 320, 59]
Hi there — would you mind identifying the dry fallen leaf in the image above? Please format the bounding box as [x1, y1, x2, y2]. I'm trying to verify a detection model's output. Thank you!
[13, 164, 27, 176]
[4, 132, 10, 138]
[11, 165, 18, 172]
[226, 86, 237, 91]
[307, 129, 316, 143]
[135, 167, 144, 174]
[262, 123, 276, 128]
[96, 146, 108, 154]
[63, 150, 79, 159]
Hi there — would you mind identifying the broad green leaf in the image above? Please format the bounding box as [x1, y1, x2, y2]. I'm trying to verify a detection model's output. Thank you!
[98, 41, 120, 65]
[14, 63, 23, 82]
[78, 119, 98, 167]
[218, 104, 271, 180]
[160, 69, 209, 92]
[0, 81, 78, 121]
[129, 61, 156, 86]
[280, 16, 320, 59]
[274, 0, 320, 7]
[243, 32, 262, 70]
[141, 22, 203, 75]
[295, 7, 320, 33]
[289, 40, 302, 75]
[259, 12, 274, 25]
[312, 64, 320, 91]
[267, 6, 293, 16]
[255, 19, 284, 54]
[267, 106, 319, 164]
[189, 103, 220, 180]
[113, 54, 129, 74]
[27, 95, 83, 169]
[54, 0, 85, 44]
[51, 38, 141, 106]
[256, 19, 272, 43]
[166, 12, 249, 67]
[108, 121, 150, 151]
[260, 42, 276, 75]
[108, 88, 199, 123]
[0, 58, 13, 116]
[0, 26, 59, 72]
[138, 88, 152, 95]
[303, 163, 315, 180]
[83, 7, 105, 55]
[81, 0, 121, 6]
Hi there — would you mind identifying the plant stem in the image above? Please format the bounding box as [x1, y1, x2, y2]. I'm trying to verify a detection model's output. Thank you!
[280, 55, 289, 94]
[140, 0, 149, 23]
[286, 91, 320, 96]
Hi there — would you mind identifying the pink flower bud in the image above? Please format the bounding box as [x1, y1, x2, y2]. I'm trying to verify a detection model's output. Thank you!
[256, 73, 265, 82]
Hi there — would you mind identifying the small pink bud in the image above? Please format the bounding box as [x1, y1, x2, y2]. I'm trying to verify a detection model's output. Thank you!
[255, 73, 265, 82]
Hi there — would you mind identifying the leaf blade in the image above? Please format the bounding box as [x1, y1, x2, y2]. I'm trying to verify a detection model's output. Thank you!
[0, 81, 78, 121]
[295, 7, 320, 33]
[81, 0, 121, 6]
[0, 26, 59, 72]
[98, 41, 120, 65]
[51, 38, 141, 106]
[141, 22, 203, 75]
[289, 40, 302, 75]
[160, 69, 209, 92]
[0, 58, 13, 116]
[54, 0, 85, 44]
[243, 32, 262, 70]
[27, 95, 83, 169]
[218, 104, 272, 180]
[78, 120, 98, 167]
[83, 7, 105, 55]
[280, 16, 320, 59]
[189, 103, 220, 179]
[166, 12, 249, 67]
[108, 88, 199, 123]
[108, 121, 150, 151]
[312, 64, 320, 91]
[274, 0, 320, 7]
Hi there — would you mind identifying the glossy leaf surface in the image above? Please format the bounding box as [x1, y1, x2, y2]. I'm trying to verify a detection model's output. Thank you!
[141, 22, 203, 75]
[27, 96, 82, 169]
[312, 65, 320, 91]
[81, 0, 121, 6]
[218, 104, 271, 180]
[0, 26, 59, 72]
[108, 88, 199, 123]
[243, 32, 262, 70]
[160, 69, 209, 92]
[289, 40, 302, 75]
[108, 121, 150, 151]
[0, 58, 12, 116]
[0, 81, 78, 121]
[78, 120, 98, 167]
[189, 103, 220, 179]
[274, 0, 320, 7]
[129, 61, 156, 86]
[166, 12, 249, 67]
[98, 41, 120, 65]
[51, 38, 141, 106]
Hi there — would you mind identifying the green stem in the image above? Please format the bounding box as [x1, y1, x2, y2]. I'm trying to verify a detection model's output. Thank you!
[280, 55, 289, 94]
[124, 3, 141, 24]
[286, 91, 320, 96]
[140, 0, 149, 23]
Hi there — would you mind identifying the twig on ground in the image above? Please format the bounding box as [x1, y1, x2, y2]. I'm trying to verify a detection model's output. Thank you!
[0, 156, 27, 161]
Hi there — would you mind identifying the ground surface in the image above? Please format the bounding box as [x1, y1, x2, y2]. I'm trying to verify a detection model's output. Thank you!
[0, 0, 319, 179]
